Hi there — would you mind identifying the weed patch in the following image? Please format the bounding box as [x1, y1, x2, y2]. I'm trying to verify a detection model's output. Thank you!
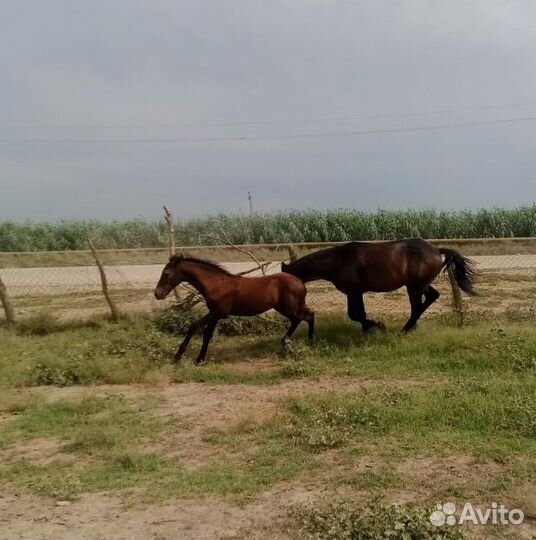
[292, 500, 465, 540]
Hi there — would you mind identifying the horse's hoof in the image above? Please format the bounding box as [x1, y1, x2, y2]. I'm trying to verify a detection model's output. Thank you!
[376, 322, 386, 331]
[195, 358, 206, 366]
[402, 325, 417, 333]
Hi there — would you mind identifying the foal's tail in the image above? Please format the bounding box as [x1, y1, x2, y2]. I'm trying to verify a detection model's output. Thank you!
[439, 248, 478, 296]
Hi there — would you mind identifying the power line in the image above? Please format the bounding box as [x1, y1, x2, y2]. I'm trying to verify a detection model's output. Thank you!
[0, 115, 534, 145]
[4, 101, 536, 130]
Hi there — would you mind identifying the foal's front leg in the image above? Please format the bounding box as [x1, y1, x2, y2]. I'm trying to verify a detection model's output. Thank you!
[174, 313, 213, 362]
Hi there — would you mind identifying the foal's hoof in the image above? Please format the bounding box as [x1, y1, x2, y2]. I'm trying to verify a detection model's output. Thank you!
[194, 358, 206, 366]
[376, 321, 386, 331]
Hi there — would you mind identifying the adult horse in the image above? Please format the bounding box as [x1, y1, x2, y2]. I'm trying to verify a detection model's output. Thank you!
[154, 255, 314, 364]
[281, 238, 476, 333]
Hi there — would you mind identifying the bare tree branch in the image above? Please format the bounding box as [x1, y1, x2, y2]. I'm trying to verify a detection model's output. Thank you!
[204, 230, 266, 274]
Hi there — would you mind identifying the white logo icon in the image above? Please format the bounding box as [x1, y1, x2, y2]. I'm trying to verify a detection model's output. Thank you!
[430, 502, 457, 526]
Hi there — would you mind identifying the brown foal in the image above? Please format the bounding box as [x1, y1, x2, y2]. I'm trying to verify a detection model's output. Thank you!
[154, 255, 314, 364]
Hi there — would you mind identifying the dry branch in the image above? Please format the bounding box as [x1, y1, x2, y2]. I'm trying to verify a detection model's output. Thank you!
[205, 230, 266, 274]
[237, 261, 272, 276]
[88, 239, 120, 322]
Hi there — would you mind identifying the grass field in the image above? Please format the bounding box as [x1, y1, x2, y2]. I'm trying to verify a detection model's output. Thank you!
[1, 314, 535, 539]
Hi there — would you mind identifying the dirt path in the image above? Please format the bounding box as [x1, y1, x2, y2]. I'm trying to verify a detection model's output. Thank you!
[3, 255, 535, 295]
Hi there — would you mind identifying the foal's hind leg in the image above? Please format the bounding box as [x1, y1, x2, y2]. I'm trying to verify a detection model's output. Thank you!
[282, 318, 301, 344]
[303, 307, 315, 343]
[278, 306, 314, 344]
[402, 285, 440, 332]
[174, 313, 213, 362]
[347, 293, 384, 332]
[195, 317, 219, 365]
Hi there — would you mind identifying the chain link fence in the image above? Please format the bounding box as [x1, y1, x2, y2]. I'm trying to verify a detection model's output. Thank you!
[0, 242, 535, 324]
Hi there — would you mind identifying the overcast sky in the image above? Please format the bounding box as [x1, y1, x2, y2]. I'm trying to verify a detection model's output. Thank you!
[1, 1, 535, 220]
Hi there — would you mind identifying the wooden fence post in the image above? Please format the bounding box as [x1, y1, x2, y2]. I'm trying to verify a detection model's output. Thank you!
[447, 266, 464, 326]
[163, 205, 181, 301]
[0, 273, 16, 326]
[88, 239, 120, 322]
[287, 244, 298, 263]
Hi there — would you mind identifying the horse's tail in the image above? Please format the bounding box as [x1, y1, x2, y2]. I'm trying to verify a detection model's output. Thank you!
[439, 248, 478, 296]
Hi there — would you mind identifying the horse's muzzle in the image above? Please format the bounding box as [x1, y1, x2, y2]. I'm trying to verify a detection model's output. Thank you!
[154, 287, 168, 300]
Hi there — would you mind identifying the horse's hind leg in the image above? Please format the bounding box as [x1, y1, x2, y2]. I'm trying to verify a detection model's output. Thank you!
[280, 299, 315, 344]
[195, 317, 219, 365]
[174, 313, 212, 362]
[303, 307, 315, 343]
[402, 285, 440, 332]
[347, 293, 384, 332]
[282, 318, 301, 343]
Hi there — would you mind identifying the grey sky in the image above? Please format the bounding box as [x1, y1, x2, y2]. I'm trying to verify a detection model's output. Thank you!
[1, 0, 535, 220]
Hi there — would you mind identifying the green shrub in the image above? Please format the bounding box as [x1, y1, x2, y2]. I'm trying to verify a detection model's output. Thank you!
[293, 501, 465, 540]
[16, 311, 61, 336]
[153, 307, 284, 337]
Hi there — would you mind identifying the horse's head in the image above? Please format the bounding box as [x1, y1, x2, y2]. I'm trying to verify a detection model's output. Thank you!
[154, 255, 186, 299]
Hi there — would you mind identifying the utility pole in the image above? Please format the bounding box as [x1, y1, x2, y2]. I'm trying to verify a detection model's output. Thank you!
[248, 191, 253, 215]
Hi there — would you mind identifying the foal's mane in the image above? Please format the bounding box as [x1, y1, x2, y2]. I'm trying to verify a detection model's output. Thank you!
[169, 254, 234, 276]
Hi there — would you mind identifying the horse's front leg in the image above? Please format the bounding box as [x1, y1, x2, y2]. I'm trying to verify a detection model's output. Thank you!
[347, 293, 385, 332]
[174, 313, 213, 362]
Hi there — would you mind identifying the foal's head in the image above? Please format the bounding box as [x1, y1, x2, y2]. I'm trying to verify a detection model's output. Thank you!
[154, 255, 232, 299]
[154, 255, 188, 299]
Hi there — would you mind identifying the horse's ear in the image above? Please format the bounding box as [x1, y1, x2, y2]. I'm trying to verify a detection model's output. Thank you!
[281, 261, 288, 272]
[169, 254, 183, 266]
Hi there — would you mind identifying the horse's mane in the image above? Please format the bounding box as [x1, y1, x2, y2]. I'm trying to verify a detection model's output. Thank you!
[169, 254, 234, 276]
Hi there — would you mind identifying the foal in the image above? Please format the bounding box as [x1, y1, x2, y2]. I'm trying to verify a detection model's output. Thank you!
[154, 255, 314, 364]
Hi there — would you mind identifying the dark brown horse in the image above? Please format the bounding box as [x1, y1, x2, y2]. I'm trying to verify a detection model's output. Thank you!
[154, 255, 314, 364]
[282, 238, 476, 332]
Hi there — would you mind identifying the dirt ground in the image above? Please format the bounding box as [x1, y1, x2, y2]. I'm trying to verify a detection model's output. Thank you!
[0, 379, 347, 540]
[2, 378, 535, 540]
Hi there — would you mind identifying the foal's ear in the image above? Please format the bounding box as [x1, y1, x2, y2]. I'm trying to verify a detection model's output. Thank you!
[168, 254, 183, 266]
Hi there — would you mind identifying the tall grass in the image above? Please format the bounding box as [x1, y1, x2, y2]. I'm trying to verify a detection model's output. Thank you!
[1, 206, 535, 251]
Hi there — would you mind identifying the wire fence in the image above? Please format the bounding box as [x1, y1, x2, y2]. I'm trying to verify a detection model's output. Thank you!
[0, 242, 535, 325]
